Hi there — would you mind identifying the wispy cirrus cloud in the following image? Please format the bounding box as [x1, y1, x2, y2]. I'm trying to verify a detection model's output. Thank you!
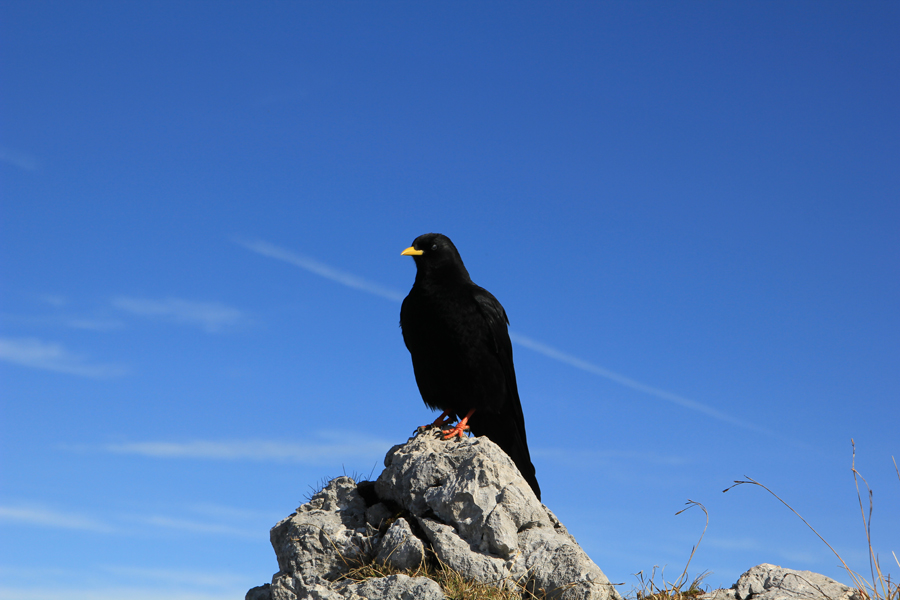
[132, 515, 257, 539]
[0, 564, 249, 600]
[0, 337, 128, 378]
[237, 238, 769, 435]
[0, 312, 124, 332]
[111, 297, 244, 333]
[104, 432, 389, 465]
[187, 502, 281, 523]
[0, 502, 267, 541]
[0, 145, 39, 171]
[64, 318, 125, 331]
[37, 294, 67, 307]
[0, 294, 122, 331]
[99, 565, 250, 589]
[0, 505, 117, 533]
[0, 585, 244, 600]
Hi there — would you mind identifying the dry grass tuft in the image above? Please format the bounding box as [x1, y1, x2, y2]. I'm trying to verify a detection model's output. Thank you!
[633, 567, 709, 600]
[631, 500, 710, 600]
[337, 546, 544, 600]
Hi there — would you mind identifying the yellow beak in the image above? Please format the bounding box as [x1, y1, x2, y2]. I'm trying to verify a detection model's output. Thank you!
[401, 246, 424, 256]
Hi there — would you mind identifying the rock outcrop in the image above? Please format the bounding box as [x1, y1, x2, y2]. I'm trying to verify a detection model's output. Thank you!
[246, 430, 622, 600]
[701, 563, 862, 600]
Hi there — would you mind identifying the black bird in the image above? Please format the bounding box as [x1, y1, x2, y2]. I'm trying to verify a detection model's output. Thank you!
[400, 233, 541, 500]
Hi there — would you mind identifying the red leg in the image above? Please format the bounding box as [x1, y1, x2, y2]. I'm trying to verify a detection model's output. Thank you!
[416, 410, 453, 433]
[442, 408, 476, 440]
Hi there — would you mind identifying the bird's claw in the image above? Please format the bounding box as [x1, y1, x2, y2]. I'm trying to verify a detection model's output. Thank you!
[414, 411, 454, 437]
[441, 424, 470, 440]
[413, 424, 435, 436]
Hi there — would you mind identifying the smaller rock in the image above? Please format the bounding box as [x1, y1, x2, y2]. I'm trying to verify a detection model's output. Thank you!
[269, 477, 368, 583]
[375, 518, 425, 571]
[245, 583, 271, 600]
[417, 517, 511, 587]
[701, 563, 861, 600]
[484, 505, 518, 558]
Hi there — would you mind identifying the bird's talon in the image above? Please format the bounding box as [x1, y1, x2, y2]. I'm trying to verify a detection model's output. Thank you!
[441, 425, 469, 440]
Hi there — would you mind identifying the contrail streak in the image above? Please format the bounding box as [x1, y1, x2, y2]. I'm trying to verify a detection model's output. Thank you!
[238, 238, 768, 434]
[236, 238, 405, 302]
[507, 331, 770, 435]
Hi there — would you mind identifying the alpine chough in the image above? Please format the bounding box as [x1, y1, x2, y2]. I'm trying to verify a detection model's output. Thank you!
[400, 233, 540, 500]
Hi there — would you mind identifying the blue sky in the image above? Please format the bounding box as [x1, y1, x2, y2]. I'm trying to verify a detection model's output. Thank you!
[1, 2, 898, 598]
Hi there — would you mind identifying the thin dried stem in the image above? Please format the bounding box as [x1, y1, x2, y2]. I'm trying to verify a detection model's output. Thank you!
[674, 500, 708, 591]
[723, 476, 864, 591]
[853, 439, 884, 598]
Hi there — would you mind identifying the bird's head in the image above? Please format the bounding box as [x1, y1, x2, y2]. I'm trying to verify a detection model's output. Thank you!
[401, 233, 471, 280]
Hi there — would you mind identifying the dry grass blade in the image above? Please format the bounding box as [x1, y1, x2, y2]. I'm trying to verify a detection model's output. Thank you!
[894, 455, 900, 582]
[673, 500, 709, 592]
[723, 475, 857, 583]
[852, 439, 883, 599]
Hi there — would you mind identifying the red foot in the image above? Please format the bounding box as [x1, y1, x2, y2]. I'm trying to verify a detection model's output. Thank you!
[441, 408, 476, 440]
[441, 422, 470, 439]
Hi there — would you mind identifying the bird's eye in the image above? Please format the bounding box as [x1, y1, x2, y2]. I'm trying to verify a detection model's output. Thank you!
[431, 244, 438, 251]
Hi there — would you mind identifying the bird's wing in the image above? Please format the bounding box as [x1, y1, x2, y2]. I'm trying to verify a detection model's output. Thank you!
[471, 286, 539, 499]
[472, 287, 511, 365]
[472, 287, 526, 440]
